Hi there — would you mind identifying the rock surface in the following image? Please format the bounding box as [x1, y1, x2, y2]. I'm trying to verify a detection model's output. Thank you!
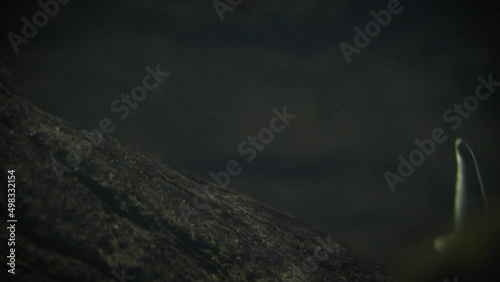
[0, 62, 394, 281]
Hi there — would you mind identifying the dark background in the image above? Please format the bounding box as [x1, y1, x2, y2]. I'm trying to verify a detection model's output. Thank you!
[1, 0, 499, 276]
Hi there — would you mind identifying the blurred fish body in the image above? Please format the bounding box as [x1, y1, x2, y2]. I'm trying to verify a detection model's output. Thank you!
[434, 138, 489, 254]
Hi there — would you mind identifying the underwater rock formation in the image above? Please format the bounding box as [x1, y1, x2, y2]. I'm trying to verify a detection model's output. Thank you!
[0, 63, 394, 281]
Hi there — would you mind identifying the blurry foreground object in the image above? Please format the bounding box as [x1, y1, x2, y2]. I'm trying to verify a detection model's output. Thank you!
[398, 138, 499, 281]
[434, 138, 489, 254]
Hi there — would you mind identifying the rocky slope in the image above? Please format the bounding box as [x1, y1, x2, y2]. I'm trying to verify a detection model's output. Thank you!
[0, 63, 394, 282]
